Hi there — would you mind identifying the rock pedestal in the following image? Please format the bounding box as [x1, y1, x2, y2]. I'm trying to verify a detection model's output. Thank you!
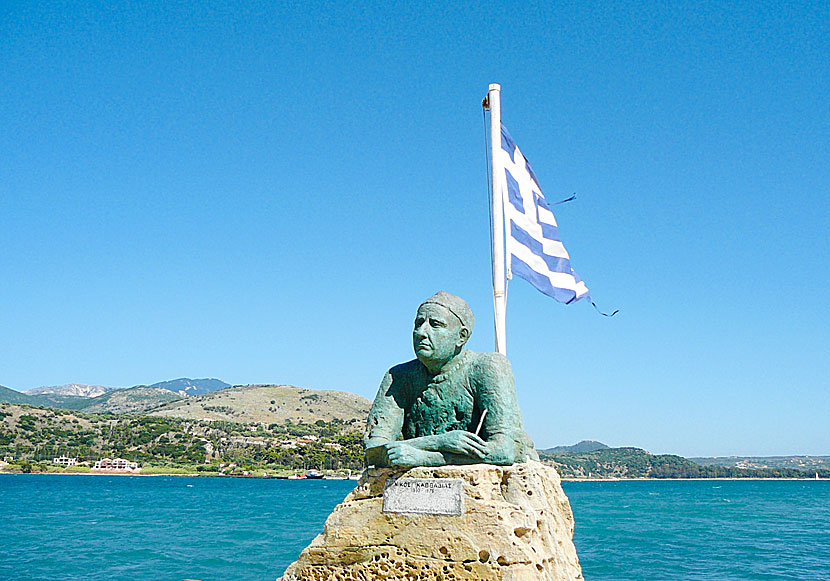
[279, 460, 583, 580]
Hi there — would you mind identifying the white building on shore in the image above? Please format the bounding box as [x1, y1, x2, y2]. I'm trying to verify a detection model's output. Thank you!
[53, 456, 78, 467]
[93, 458, 139, 471]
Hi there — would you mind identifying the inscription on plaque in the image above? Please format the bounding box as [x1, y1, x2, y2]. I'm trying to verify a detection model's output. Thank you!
[382, 478, 464, 516]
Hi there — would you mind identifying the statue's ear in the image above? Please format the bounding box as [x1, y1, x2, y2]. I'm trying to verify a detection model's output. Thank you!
[457, 327, 470, 346]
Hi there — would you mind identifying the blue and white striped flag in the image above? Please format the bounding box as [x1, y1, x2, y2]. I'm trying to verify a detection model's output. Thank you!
[498, 123, 589, 304]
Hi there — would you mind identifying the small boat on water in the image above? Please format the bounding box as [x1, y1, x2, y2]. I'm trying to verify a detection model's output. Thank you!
[306, 469, 325, 479]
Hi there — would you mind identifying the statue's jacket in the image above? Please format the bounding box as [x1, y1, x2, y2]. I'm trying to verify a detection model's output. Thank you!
[366, 350, 535, 464]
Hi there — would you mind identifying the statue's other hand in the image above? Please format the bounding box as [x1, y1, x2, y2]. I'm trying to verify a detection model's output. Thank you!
[436, 430, 488, 459]
[383, 442, 429, 467]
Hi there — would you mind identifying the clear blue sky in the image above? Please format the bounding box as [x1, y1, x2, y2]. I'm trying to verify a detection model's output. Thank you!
[1, 1, 827, 456]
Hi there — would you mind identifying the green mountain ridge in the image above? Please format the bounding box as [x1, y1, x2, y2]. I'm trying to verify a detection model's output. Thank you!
[0, 385, 88, 409]
[539, 447, 830, 479]
[0, 385, 33, 405]
[541, 440, 609, 454]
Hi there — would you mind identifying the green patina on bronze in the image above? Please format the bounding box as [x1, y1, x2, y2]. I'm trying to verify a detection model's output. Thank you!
[365, 291, 537, 467]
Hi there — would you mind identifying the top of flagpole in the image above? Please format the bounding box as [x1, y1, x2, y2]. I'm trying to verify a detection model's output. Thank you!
[489, 83, 500, 92]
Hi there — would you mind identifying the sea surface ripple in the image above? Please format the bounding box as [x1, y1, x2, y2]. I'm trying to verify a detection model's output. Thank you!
[1, 475, 828, 580]
[565, 479, 830, 580]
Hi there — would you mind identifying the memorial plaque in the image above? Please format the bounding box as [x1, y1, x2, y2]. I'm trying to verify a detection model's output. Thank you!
[382, 478, 464, 515]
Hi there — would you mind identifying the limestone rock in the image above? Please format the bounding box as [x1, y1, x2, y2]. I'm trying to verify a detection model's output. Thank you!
[279, 460, 583, 580]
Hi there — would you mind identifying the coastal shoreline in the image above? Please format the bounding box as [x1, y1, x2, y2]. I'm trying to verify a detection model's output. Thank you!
[1, 470, 215, 477]
[0, 469, 823, 482]
[562, 477, 827, 482]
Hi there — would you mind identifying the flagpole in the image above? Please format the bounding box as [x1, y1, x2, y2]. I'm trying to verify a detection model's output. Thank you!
[487, 83, 507, 355]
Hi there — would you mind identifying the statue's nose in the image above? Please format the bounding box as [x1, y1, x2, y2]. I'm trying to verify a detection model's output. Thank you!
[414, 322, 428, 338]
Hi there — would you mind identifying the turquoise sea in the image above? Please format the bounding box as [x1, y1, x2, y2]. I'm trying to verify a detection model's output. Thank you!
[1, 475, 828, 580]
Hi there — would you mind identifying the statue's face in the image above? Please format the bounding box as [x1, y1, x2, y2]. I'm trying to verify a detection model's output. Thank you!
[413, 303, 467, 371]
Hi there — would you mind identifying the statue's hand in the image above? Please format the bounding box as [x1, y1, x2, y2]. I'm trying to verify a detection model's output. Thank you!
[383, 442, 430, 467]
[436, 430, 488, 460]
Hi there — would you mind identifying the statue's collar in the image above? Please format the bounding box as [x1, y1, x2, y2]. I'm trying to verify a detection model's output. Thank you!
[429, 350, 471, 384]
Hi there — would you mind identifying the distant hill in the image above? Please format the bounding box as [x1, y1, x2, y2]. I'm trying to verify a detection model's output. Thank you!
[151, 384, 371, 426]
[11, 379, 230, 400]
[25, 383, 120, 398]
[23, 394, 92, 410]
[0, 385, 33, 405]
[81, 386, 183, 414]
[150, 378, 230, 397]
[539, 447, 691, 478]
[542, 440, 609, 454]
[539, 447, 830, 479]
[690, 455, 830, 471]
[0, 379, 367, 423]
[0, 385, 83, 408]
[0, 383, 180, 414]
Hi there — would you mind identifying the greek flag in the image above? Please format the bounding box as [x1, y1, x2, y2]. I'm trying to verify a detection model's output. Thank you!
[498, 123, 589, 304]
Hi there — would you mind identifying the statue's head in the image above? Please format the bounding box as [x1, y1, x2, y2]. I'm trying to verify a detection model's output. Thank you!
[413, 292, 474, 373]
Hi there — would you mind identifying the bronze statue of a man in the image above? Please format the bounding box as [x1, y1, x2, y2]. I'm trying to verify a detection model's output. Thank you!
[365, 291, 535, 467]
